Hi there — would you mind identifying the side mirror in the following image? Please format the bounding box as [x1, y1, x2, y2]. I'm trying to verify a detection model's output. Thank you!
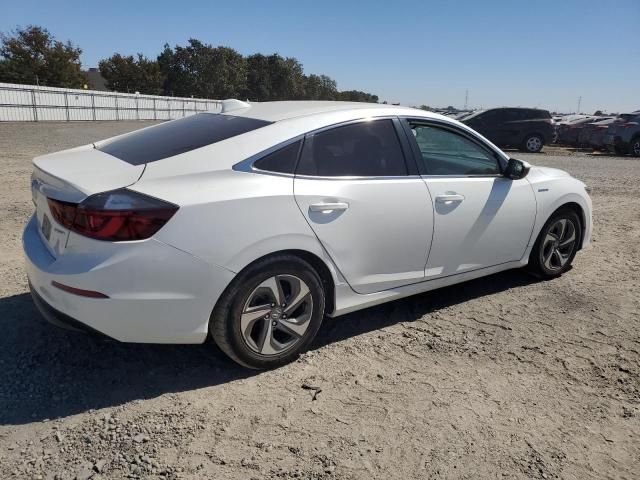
[504, 158, 531, 180]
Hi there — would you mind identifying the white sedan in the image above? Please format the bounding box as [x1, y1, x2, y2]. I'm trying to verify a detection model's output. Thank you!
[24, 100, 592, 368]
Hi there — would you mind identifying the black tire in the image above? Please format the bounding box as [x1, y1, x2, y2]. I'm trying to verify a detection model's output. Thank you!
[520, 133, 544, 153]
[209, 254, 325, 369]
[528, 208, 582, 278]
[629, 137, 640, 157]
[614, 145, 627, 156]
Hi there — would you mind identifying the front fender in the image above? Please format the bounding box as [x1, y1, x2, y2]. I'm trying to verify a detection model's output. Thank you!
[530, 184, 592, 249]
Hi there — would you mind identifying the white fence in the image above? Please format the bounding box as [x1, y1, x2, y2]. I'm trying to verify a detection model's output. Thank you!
[0, 82, 222, 122]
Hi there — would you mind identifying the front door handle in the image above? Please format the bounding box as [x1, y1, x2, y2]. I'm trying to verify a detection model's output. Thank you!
[435, 193, 465, 204]
[309, 202, 349, 212]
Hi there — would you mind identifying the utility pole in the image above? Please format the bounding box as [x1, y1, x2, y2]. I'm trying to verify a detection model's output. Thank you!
[464, 90, 468, 110]
[577, 96, 582, 114]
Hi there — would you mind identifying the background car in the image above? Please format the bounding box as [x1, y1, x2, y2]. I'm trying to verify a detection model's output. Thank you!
[555, 116, 599, 146]
[461, 107, 554, 153]
[577, 115, 635, 150]
[24, 101, 592, 368]
[604, 112, 640, 156]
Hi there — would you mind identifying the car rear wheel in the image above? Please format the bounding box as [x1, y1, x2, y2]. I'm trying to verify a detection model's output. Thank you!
[614, 145, 627, 155]
[630, 137, 640, 157]
[521, 134, 544, 153]
[528, 209, 581, 278]
[209, 254, 325, 369]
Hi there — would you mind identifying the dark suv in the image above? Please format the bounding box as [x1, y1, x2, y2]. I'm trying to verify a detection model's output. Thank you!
[461, 108, 554, 153]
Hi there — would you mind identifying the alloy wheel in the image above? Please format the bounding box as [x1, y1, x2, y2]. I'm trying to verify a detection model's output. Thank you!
[526, 136, 542, 152]
[541, 218, 577, 271]
[240, 275, 313, 355]
[632, 140, 640, 156]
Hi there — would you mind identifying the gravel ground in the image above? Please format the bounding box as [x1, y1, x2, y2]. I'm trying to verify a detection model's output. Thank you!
[0, 122, 638, 480]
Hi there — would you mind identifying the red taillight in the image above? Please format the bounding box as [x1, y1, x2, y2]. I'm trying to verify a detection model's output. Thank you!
[47, 198, 76, 229]
[621, 122, 637, 129]
[47, 189, 178, 242]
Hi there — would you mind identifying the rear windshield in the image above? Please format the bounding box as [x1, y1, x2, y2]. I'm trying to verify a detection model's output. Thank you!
[97, 113, 272, 165]
[619, 114, 638, 122]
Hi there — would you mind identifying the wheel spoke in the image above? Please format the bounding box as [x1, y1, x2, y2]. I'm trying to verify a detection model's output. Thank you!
[544, 233, 557, 245]
[256, 319, 278, 355]
[284, 283, 311, 315]
[259, 276, 285, 306]
[555, 219, 567, 240]
[543, 247, 555, 270]
[559, 231, 576, 248]
[277, 316, 311, 337]
[240, 304, 271, 337]
[551, 249, 564, 267]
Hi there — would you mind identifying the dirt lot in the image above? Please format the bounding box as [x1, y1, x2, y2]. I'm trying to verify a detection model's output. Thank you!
[0, 122, 638, 480]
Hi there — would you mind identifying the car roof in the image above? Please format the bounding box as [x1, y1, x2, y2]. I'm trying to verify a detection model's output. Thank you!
[467, 107, 548, 112]
[222, 100, 438, 122]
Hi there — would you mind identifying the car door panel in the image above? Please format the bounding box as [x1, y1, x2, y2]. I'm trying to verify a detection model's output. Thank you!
[423, 176, 536, 278]
[294, 177, 433, 294]
[293, 118, 434, 295]
[403, 118, 537, 279]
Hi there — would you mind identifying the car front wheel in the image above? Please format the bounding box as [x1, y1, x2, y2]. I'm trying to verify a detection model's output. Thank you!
[528, 209, 582, 278]
[209, 254, 325, 369]
[521, 134, 544, 153]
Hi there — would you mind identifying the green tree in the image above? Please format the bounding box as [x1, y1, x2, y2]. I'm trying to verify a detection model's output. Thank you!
[99, 53, 162, 94]
[338, 89, 378, 103]
[0, 25, 86, 87]
[158, 40, 246, 98]
[303, 74, 338, 100]
[98, 36, 380, 103]
[245, 53, 305, 101]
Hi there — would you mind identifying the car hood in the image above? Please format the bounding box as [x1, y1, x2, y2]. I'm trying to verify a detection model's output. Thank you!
[528, 165, 571, 179]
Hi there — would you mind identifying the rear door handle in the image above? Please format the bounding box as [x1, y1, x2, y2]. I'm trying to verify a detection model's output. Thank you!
[309, 202, 349, 212]
[435, 193, 465, 204]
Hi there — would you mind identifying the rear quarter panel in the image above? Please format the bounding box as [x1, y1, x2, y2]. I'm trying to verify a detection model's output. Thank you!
[129, 169, 345, 283]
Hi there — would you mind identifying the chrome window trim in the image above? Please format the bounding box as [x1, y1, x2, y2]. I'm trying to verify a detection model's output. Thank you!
[420, 174, 504, 179]
[233, 114, 511, 180]
[233, 115, 414, 180]
[294, 174, 423, 181]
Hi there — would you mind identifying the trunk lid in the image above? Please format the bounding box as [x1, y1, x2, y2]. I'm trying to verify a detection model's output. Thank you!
[31, 144, 145, 258]
[33, 144, 145, 200]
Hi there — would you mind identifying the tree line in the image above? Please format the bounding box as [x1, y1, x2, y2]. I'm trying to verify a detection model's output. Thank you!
[0, 26, 379, 103]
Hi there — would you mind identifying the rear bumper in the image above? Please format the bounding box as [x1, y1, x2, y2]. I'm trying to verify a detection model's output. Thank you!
[29, 281, 112, 337]
[23, 215, 235, 344]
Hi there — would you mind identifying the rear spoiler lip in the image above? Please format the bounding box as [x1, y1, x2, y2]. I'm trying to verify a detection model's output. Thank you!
[32, 145, 145, 202]
[31, 165, 87, 203]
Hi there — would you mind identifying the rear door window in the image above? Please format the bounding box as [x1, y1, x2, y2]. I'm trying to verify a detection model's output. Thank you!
[503, 110, 523, 121]
[481, 110, 505, 124]
[296, 120, 408, 177]
[97, 113, 272, 165]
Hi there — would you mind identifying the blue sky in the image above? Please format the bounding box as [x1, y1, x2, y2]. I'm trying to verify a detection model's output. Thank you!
[2, 0, 638, 113]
